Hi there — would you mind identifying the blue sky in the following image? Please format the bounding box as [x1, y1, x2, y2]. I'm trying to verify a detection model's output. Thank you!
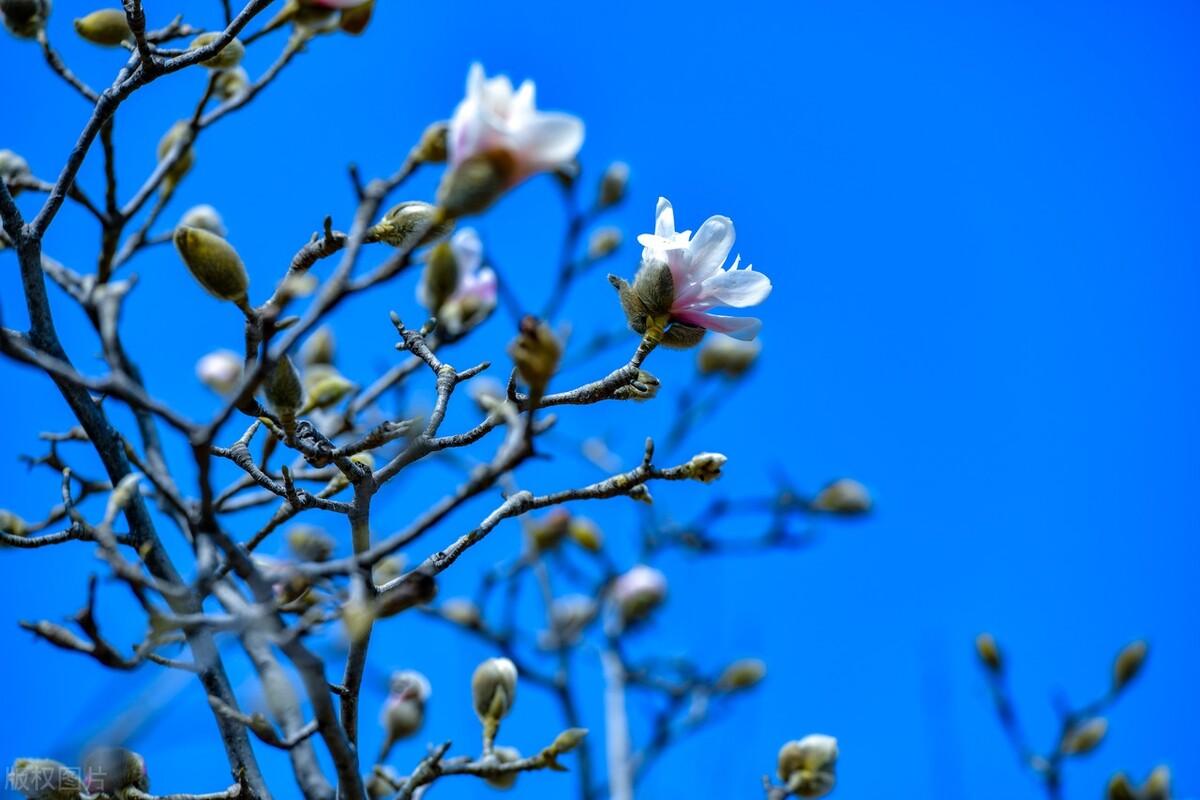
[1, 1, 1198, 799]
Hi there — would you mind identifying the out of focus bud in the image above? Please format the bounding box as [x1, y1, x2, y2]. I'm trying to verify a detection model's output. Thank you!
[684, 452, 726, 483]
[540, 594, 596, 649]
[611, 564, 667, 623]
[370, 200, 449, 250]
[1, 508, 29, 537]
[587, 227, 622, 261]
[157, 121, 195, 193]
[697, 334, 761, 378]
[264, 355, 303, 416]
[550, 727, 589, 754]
[483, 746, 521, 790]
[287, 525, 335, 562]
[82, 746, 148, 795]
[777, 735, 838, 798]
[1143, 766, 1171, 800]
[717, 658, 767, 691]
[1061, 717, 1107, 756]
[420, 240, 459, 313]
[436, 150, 516, 219]
[179, 204, 226, 237]
[302, 366, 354, 412]
[196, 349, 242, 395]
[189, 32, 245, 69]
[378, 669, 430, 762]
[9, 758, 86, 799]
[472, 657, 518, 724]
[214, 66, 250, 100]
[366, 771, 393, 799]
[413, 120, 448, 164]
[0, 149, 31, 194]
[467, 376, 506, 413]
[975, 633, 1003, 673]
[74, 8, 129, 46]
[811, 478, 872, 515]
[2, 0, 51, 39]
[441, 597, 481, 627]
[597, 161, 629, 208]
[301, 327, 336, 366]
[338, 0, 373, 34]
[373, 555, 405, 586]
[567, 516, 603, 552]
[1107, 773, 1137, 800]
[174, 226, 248, 303]
[508, 316, 562, 402]
[527, 508, 570, 552]
[1113, 639, 1148, 691]
[627, 484, 653, 505]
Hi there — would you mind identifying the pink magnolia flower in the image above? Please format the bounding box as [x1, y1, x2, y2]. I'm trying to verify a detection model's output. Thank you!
[416, 228, 498, 333]
[636, 197, 771, 340]
[447, 63, 584, 184]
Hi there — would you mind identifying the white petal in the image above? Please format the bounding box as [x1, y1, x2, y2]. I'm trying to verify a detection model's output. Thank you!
[451, 228, 483, 276]
[514, 113, 584, 172]
[682, 312, 762, 340]
[687, 215, 735, 278]
[698, 266, 771, 308]
[654, 196, 675, 239]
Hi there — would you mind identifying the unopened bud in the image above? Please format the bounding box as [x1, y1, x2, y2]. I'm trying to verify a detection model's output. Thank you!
[214, 65, 250, 100]
[189, 32, 245, 70]
[378, 669, 430, 759]
[287, 525, 335, 562]
[508, 316, 562, 400]
[9, 758, 86, 799]
[436, 150, 516, 218]
[975, 633, 1003, 673]
[371, 200, 449, 250]
[420, 240, 460, 312]
[717, 658, 767, 691]
[550, 727, 588, 754]
[1143, 765, 1171, 800]
[613, 369, 660, 401]
[174, 226, 248, 303]
[196, 349, 242, 395]
[413, 120, 448, 164]
[627, 484, 653, 504]
[777, 735, 838, 798]
[567, 516, 603, 552]
[811, 478, 871, 515]
[338, 0, 373, 34]
[1061, 717, 1107, 756]
[373, 555, 405, 586]
[528, 508, 570, 552]
[541, 595, 596, 649]
[1112, 639, 1147, 691]
[157, 121, 195, 192]
[2, 0, 52, 39]
[302, 367, 354, 411]
[1106, 774, 1136, 800]
[82, 746, 148, 795]
[587, 226, 622, 260]
[74, 8, 130, 46]
[697, 334, 761, 378]
[471, 656, 518, 723]
[441, 597, 481, 627]
[0, 149, 31, 194]
[179, 204, 226, 237]
[611, 564, 666, 623]
[597, 161, 630, 208]
[483, 746, 521, 790]
[300, 327, 336, 366]
[264, 355, 303, 415]
[685, 452, 726, 483]
[0, 508, 29, 537]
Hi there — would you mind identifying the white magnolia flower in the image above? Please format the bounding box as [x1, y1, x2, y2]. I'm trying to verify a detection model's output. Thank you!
[637, 197, 771, 340]
[195, 349, 242, 394]
[448, 62, 584, 185]
[417, 228, 497, 333]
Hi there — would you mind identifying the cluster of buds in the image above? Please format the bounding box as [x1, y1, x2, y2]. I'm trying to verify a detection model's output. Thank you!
[776, 735, 839, 798]
[377, 670, 431, 762]
[1108, 767, 1172, 800]
[1, 0, 51, 39]
[610, 564, 667, 625]
[472, 656, 518, 750]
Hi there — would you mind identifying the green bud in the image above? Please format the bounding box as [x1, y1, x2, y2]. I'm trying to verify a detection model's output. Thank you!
[975, 633, 1003, 673]
[414, 120, 448, 164]
[1061, 717, 1107, 756]
[440, 597, 481, 627]
[1143, 765, 1171, 800]
[287, 524, 335, 562]
[811, 478, 872, 515]
[338, 0, 373, 34]
[174, 226, 248, 302]
[420, 240, 460, 312]
[1112, 639, 1148, 691]
[179, 204, 226, 237]
[697, 334, 760, 378]
[214, 65, 250, 100]
[567, 516, 603, 552]
[0, 508, 28, 538]
[472, 657, 518, 724]
[264, 355, 303, 415]
[587, 226, 622, 260]
[549, 728, 588, 754]
[597, 161, 629, 208]
[300, 325, 336, 366]
[483, 746, 521, 790]
[436, 150, 516, 218]
[1106, 774, 1137, 800]
[2, 0, 50, 40]
[528, 509, 570, 552]
[189, 32, 245, 70]
[777, 735, 838, 799]
[9, 758, 85, 800]
[371, 200, 449, 250]
[717, 658, 767, 691]
[74, 8, 129, 46]
[627, 484, 653, 504]
[302, 367, 354, 411]
[508, 316, 562, 401]
[157, 120, 195, 192]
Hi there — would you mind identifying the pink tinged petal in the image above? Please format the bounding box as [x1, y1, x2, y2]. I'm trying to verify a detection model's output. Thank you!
[654, 197, 676, 239]
[674, 310, 763, 340]
[470, 267, 498, 305]
[697, 265, 771, 308]
[687, 215, 735, 279]
[450, 228, 484, 276]
[513, 113, 584, 174]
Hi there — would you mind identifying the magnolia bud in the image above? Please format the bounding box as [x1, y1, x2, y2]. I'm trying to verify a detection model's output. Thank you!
[508, 316, 562, 401]
[74, 8, 129, 46]
[550, 727, 589, 754]
[441, 597, 481, 627]
[373, 555, 406, 586]
[287, 525, 335, 562]
[214, 66, 250, 100]
[1106, 774, 1137, 800]
[685, 452, 727, 483]
[301, 326, 336, 366]
[378, 669, 430, 761]
[1061, 717, 1107, 756]
[717, 658, 767, 691]
[612, 368, 660, 402]
[414, 120, 448, 164]
[366, 771, 393, 800]
[436, 150, 516, 218]
[483, 746, 521, 790]
[174, 226, 248, 302]
[540, 594, 596, 649]
[1, 508, 29, 537]
[611, 564, 667, 623]
[1, 0, 51, 39]
[82, 747, 148, 795]
[811, 478, 872, 515]
[196, 349, 242, 394]
[371, 200, 448, 250]
[467, 376, 506, 412]
[338, 0, 373, 34]
[567, 516, 603, 552]
[630, 258, 675, 318]
[975, 633, 1003, 673]
[0, 149, 31, 194]
[587, 227, 622, 260]
[597, 161, 629, 208]
[777, 735, 839, 798]
[302, 367, 354, 411]
[627, 484, 653, 504]
[264, 355, 303, 415]
[179, 204, 226, 237]
[9, 758, 85, 800]
[1143, 765, 1171, 800]
[157, 121, 195, 192]
[189, 32, 245, 69]
[1112, 640, 1147, 691]
[471, 657, 518, 723]
[420, 241, 460, 312]
[528, 508, 570, 552]
[697, 334, 761, 378]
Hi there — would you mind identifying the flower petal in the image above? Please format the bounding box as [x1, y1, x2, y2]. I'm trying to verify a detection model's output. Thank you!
[674, 310, 762, 340]
[688, 215, 735, 278]
[698, 265, 771, 307]
[450, 228, 483, 277]
[513, 113, 584, 173]
[654, 196, 675, 239]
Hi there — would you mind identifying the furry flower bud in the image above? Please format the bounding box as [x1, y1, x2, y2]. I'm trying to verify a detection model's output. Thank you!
[74, 8, 129, 46]
[1112, 640, 1148, 691]
[437, 150, 516, 219]
[1, 508, 29, 537]
[189, 32, 245, 69]
[441, 597, 481, 627]
[597, 161, 629, 208]
[214, 66, 250, 100]
[483, 746, 521, 790]
[567, 516, 603, 552]
[82, 747, 148, 795]
[302, 366, 354, 411]
[2, 0, 51, 38]
[697, 334, 761, 378]
[527, 508, 570, 552]
[975, 633, 1003, 673]
[378, 669, 431, 761]
[264, 355, 303, 415]
[611, 564, 666, 623]
[9, 758, 85, 800]
[685, 452, 727, 483]
[777, 735, 838, 798]
[471, 657, 518, 723]
[1061, 717, 1107, 756]
[1143, 766, 1171, 800]
[508, 316, 561, 401]
[811, 478, 872, 515]
[717, 658, 767, 691]
[587, 227, 622, 260]
[420, 241, 460, 313]
[300, 326, 336, 366]
[370, 200, 448, 250]
[174, 226, 248, 303]
[157, 121, 195, 192]
[287, 525, 335, 562]
[1106, 774, 1137, 800]
[196, 349, 242, 394]
[413, 120, 448, 164]
[179, 204, 226, 237]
